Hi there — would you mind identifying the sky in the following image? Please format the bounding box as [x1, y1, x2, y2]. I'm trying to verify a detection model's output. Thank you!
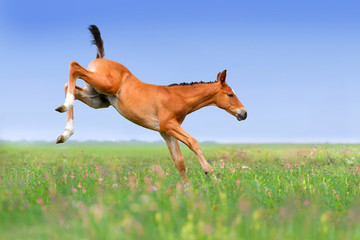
[0, 0, 359, 143]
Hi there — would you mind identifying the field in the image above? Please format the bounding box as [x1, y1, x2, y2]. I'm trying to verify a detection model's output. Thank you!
[1, 143, 360, 239]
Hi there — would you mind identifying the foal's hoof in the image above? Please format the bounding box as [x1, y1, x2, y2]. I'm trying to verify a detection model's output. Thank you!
[56, 135, 65, 144]
[55, 105, 67, 113]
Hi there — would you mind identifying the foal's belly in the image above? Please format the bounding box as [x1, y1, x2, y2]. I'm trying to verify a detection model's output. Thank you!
[107, 95, 160, 131]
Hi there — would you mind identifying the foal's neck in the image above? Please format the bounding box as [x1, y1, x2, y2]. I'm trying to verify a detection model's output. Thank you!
[178, 83, 220, 114]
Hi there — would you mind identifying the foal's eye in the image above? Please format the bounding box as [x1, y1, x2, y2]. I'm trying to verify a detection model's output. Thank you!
[227, 93, 234, 98]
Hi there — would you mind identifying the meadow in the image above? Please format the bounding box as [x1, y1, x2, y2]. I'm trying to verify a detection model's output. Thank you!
[1, 142, 360, 239]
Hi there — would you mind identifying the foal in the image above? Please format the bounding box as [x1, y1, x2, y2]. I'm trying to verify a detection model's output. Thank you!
[56, 25, 247, 183]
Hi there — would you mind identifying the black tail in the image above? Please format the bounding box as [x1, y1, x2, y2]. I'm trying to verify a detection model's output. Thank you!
[88, 25, 105, 59]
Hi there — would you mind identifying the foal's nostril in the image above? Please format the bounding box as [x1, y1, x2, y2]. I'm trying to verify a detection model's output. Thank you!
[243, 111, 247, 120]
[237, 109, 247, 121]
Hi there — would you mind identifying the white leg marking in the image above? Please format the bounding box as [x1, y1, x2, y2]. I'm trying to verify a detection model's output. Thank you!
[64, 92, 75, 110]
[62, 119, 74, 141]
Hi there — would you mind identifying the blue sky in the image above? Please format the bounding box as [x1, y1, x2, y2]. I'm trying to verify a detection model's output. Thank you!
[0, 0, 359, 143]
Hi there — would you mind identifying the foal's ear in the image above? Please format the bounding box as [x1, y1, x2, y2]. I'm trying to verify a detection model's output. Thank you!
[216, 72, 221, 82]
[217, 70, 227, 85]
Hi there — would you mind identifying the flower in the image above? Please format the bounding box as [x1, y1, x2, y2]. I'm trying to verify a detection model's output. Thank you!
[72, 186, 77, 193]
[37, 198, 43, 204]
[78, 181, 82, 188]
[147, 186, 158, 192]
[231, 169, 235, 173]
[70, 171, 74, 179]
[98, 177, 103, 182]
[304, 200, 310, 206]
[236, 179, 241, 184]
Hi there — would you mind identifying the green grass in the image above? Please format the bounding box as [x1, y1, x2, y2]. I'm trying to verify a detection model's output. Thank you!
[1, 143, 360, 239]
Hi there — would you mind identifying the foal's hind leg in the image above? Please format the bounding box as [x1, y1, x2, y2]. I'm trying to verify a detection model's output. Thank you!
[56, 83, 75, 143]
[56, 84, 110, 144]
[55, 61, 116, 113]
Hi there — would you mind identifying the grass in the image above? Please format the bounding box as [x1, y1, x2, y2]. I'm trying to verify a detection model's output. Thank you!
[1, 142, 360, 239]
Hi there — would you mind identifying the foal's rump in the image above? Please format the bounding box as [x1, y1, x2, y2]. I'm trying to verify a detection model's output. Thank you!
[84, 58, 133, 95]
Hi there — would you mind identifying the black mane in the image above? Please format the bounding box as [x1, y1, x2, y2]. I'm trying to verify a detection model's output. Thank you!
[168, 80, 217, 87]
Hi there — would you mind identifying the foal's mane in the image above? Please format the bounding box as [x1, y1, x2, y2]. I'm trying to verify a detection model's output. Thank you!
[168, 80, 217, 87]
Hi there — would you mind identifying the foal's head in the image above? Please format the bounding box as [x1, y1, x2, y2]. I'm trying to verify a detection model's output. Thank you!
[214, 70, 247, 121]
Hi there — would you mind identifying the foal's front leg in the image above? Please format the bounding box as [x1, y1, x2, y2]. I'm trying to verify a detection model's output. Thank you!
[160, 132, 189, 184]
[162, 122, 214, 177]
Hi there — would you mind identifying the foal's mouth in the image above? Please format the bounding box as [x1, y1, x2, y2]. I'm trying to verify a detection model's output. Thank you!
[236, 109, 247, 121]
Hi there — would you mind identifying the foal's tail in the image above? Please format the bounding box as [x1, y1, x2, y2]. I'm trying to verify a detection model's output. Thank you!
[88, 25, 105, 59]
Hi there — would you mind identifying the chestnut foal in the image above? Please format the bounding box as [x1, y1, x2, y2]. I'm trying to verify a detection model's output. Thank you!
[56, 25, 247, 183]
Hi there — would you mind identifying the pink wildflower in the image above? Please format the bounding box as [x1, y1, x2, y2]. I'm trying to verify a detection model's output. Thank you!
[236, 179, 241, 184]
[220, 161, 225, 168]
[38, 163, 42, 167]
[96, 166, 99, 170]
[98, 177, 103, 182]
[70, 171, 74, 179]
[166, 173, 169, 176]
[78, 181, 82, 188]
[144, 176, 152, 184]
[155, 165, 165, 178]
[37, 198, 43, 204]
[231, 169, 235, 173]
[211, 168, 214, 172]
[0, 177, 1, 184]
[147, 186, 158, 192]
[72, 186, 77, 193]
[304, 200, 310, 206]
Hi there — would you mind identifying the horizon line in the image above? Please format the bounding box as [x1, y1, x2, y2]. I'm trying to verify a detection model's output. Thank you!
[1, 139, 360, 145]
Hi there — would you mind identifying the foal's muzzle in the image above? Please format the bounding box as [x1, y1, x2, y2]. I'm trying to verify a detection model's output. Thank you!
[236, 108, 247, 121]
